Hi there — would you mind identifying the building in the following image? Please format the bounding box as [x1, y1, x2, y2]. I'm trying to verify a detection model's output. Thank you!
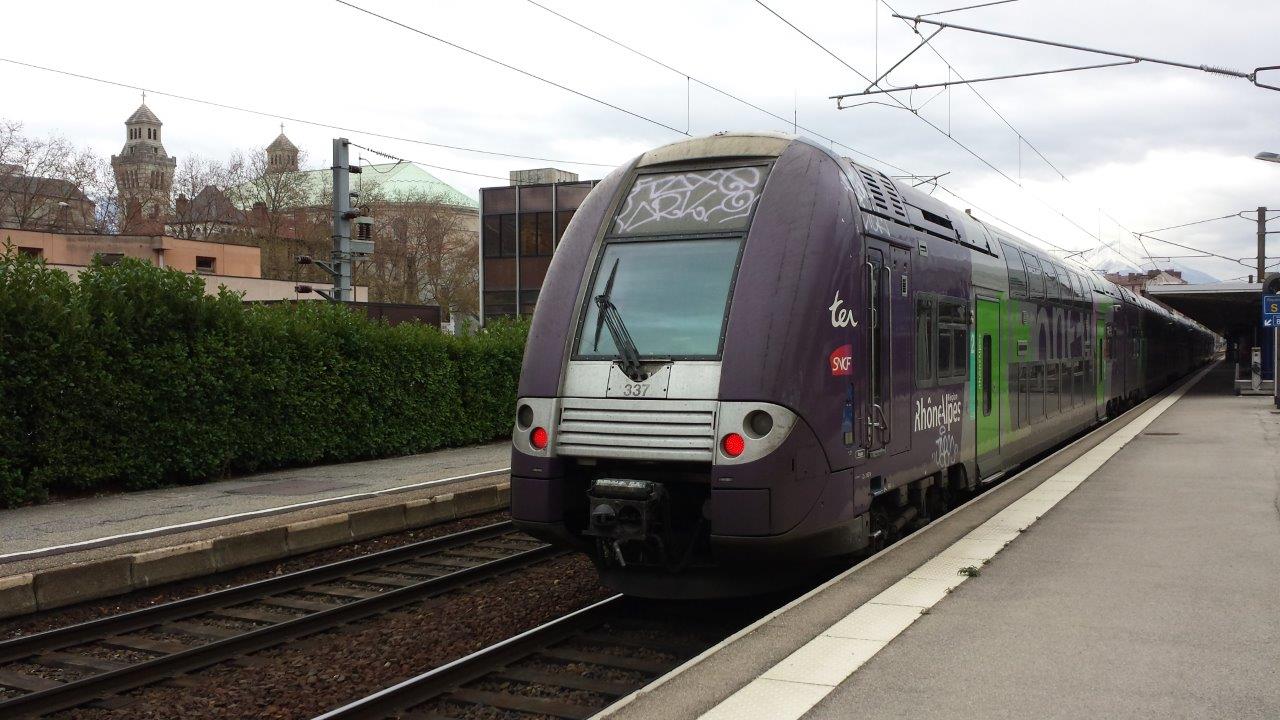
[1104, 269, 1187, 296]
[2, 228, 365, 301]
[479, 169, 597, 322]
[266, 131, 299, 173]
[110, 102, 177, 231]
[0, 164, 96, 231]
[167, 185, 252, 240]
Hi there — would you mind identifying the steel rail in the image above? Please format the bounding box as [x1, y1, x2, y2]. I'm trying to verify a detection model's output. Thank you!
[312, 595, 627, 720]
[0, 521, 516, 664]
[0, 522, 558, 718]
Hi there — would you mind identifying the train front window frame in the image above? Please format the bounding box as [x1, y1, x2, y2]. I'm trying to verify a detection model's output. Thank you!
[572, 235, 746, 361]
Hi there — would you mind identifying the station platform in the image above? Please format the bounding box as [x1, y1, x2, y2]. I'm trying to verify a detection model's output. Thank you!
[607, 362, 1280, 719]
[0, 441, 509, 574]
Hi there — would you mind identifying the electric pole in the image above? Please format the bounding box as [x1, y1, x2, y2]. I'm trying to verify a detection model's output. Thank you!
[1258, 206, 1267, 284]
[294, 138, 369, 302]
[332, 138, 361, 303]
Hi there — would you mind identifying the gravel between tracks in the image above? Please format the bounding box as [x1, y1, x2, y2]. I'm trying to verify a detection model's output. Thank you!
[0, 511, 509, 641]
[53, 554, 609, 720]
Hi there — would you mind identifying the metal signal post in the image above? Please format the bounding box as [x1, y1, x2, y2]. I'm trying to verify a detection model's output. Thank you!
[296, 138, 366, 302]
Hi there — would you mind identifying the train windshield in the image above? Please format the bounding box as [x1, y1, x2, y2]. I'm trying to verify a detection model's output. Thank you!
[576, 238, 742, 360]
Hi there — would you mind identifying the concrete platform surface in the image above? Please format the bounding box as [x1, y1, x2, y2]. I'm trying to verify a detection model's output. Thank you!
[607, 364, 1280, 720]
[0, 442, 509, 573]
[805, 365, 1280, 719]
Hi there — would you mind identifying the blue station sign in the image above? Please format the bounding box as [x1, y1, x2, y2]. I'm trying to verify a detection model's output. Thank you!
[1263, 295, 1280, 327]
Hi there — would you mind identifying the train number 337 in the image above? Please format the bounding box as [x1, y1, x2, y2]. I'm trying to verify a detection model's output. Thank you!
[620, 382, 650, 397]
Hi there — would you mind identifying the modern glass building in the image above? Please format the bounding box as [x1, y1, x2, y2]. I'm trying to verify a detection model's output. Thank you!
[479, 169, 597, 322]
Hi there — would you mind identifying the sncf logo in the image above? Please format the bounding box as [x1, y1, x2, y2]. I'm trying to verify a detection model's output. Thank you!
[829, 344, 853, 376]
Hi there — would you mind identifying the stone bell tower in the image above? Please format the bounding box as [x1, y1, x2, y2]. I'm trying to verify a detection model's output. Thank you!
[266, 126, 299, 173]
[111, 97, 177, 226]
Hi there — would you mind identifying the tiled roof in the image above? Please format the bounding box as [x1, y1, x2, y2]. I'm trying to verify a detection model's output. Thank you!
[266, 133, 297, 152]
[126, 103, 161, 125]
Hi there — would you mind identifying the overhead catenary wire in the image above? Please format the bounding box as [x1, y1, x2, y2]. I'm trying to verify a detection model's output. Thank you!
[526, 0, 1084, 253]
[0, 56, 617, 169]
[754, 0, 1114, 255]
[521, 0, 910, 172]
[332, 0, 690, 137]
[875, 0, 1158, 269]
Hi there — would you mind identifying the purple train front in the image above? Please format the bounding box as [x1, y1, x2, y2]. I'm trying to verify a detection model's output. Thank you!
[508, 132, 1212, 598]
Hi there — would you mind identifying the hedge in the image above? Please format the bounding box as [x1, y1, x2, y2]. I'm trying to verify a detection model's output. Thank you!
[0, 250, 528, 508]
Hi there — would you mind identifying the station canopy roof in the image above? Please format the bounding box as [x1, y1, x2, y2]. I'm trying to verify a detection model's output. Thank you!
[1147, 281, 1264, 338]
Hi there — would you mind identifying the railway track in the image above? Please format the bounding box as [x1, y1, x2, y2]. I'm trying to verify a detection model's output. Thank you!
[0, 521, 555, 718]
[313, 594, 764, 720]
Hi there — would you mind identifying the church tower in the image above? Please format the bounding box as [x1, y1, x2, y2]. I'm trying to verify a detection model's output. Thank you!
[265, 128, 299, 173]
[111, 99, 177, 224]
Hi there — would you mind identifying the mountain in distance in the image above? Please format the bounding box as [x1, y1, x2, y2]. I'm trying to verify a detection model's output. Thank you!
[1073, 245, 1220, 285]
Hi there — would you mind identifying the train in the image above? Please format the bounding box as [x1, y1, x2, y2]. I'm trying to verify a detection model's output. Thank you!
[508, 132, 1215, 598]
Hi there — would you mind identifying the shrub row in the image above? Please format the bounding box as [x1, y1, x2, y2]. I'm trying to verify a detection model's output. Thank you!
[0, 251, 527, 507]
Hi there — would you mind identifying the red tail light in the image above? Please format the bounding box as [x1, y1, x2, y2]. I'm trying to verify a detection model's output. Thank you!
[530, 427, 548, 450]
[721, 432, 745, 458]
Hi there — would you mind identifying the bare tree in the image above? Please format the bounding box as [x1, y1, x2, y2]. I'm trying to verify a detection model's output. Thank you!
[167, 154, 249, 240]
[0, 120, 102, 231]
[354, 190, 478, 317]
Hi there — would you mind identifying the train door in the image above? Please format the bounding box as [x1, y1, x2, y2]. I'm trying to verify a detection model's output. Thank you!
[865, 245, 890, 456]
[865, 242, 911, 458]
[975, 295, 1002, 474]
[888, 246, 912, 455]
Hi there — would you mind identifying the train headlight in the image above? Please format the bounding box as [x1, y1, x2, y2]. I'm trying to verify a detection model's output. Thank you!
[531, 427, 549, 450]
[721, 432, 746, 458]
[745, 410, 773, 438]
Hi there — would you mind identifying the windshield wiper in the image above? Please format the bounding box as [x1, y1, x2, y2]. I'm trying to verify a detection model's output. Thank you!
[593, 258, 645, 380]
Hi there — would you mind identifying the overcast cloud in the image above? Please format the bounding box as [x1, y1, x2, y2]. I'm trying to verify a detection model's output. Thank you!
[5, 0, 1279, 280]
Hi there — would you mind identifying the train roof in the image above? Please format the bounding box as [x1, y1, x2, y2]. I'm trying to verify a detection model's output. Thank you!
[619, 132, 1213, 338]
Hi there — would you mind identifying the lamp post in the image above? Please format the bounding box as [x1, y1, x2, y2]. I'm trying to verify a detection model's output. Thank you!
[1254, 151, 1278, 407]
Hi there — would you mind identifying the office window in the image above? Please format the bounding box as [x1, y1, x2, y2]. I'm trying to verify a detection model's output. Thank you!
[500, 215, 517, 257]
[555, 209, 575, 245]
[482, 216, 501, 257]
[195, 256, 215, 274]
[17, 247, 42, 258]
[537, 212, 553, 255]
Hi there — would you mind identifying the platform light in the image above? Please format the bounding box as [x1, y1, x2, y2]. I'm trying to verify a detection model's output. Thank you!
[721, 432, 745, 458]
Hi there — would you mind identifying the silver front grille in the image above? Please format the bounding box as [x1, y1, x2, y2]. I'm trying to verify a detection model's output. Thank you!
[556, 397, 718, 462]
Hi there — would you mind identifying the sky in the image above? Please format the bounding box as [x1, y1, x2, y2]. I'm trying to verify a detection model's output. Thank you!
[4, 0, 1279, 281]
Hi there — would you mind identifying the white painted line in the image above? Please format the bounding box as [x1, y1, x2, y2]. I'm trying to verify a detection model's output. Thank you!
[694, 364, 1211, 720]
[0, 466, 510, 564]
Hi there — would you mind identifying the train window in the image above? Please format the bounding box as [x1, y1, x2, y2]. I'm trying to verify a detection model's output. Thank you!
[575, 237, 744, 359]
[611, 166, 768, 237]
[1061, 269, 1075, 300]
[982, 335, 993, 416]
[916, 297, 936, 387]
[1021, 251, 1045, 298]
[1029, 363, 1044, 422]
[937, 299, 969, 382]
[1002, 242, 1028, 299]
[1043, 263, 1060, 301]
[1068, 272, 1084, 301]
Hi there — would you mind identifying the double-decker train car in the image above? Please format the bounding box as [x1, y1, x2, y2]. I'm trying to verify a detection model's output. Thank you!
[509, 132, 1214, 598]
